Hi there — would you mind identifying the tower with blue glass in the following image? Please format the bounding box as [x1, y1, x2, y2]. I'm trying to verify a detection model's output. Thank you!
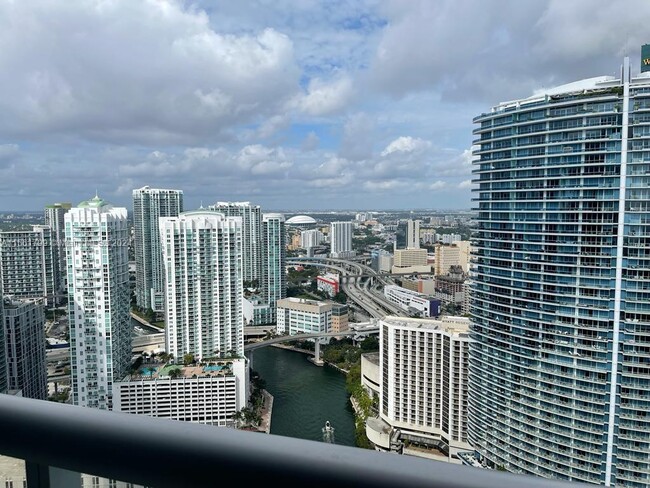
[469, 55, 650, 485]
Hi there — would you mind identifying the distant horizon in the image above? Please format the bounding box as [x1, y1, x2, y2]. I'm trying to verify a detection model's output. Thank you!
[0, 207, 476, 215]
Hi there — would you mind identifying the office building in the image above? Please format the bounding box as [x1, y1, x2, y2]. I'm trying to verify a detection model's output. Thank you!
[370, 249, 391, 272]
[330, 221, 354, 258]
[434, 243, 467, 276]
[383, 285, 441, 318]
[330, 303, 349, 334]
[469, 56, 650, 484]
[66, 195, 130, 410]
[160, 210, 243, 360]
[209, 202, 262, 285]
[3, 297, 47, 400]
[392, 248, 430, 274]
[44, 202, 71, 291]
[276, 297, 347, 335]
[395, 220, 408, 249]
[114, 358, 247, 426]
[0, 225, 59, 306]
[364, 316, 471, 462]
[300, 229, 324, 250]
[132, 186, 184, 312]
[406, 219, 421, 249]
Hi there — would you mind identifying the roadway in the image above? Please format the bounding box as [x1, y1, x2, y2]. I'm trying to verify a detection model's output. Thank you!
[243, 323, 379, 352]
[287, 256, 404, 319]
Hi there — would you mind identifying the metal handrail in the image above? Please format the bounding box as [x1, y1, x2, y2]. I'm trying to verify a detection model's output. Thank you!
[0, 394, 592, 488]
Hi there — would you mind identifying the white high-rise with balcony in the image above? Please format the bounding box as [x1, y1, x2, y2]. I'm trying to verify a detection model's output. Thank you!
[470, 56, 650, 485]
[366, 316, 471, 461]
[65, 196, 130, 410]
[209, 202, 262, 285]
[330, 221, 353, 258]
[160, 210, 243, 361]
[300, 229, 323, 250]
[132, 186, 184, 313]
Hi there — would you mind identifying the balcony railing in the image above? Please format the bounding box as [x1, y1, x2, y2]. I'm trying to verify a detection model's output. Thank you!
[0, 394, 596, 488]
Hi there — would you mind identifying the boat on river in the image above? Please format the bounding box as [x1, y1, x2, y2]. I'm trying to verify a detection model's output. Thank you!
[322, 420, 335, 444]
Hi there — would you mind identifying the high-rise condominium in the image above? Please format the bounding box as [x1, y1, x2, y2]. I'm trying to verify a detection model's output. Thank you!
[0, 225, 59, 306]
[469, 57, 650, 485]
[0, 293, 7, 394]
[367, 316, 471, 460]
[132, 186, 184, 313]
[3, 297, 47, 399]
[44, 202, 71, 290]
[160, 210, 243, 361]
[330, 221, 353, 258]
[260, 213, 286, 324]
[209, 202, 262, 285]
[65, 196, 130, 409]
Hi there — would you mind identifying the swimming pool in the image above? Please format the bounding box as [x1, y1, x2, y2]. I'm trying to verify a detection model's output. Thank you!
[203, 365, 224, 372]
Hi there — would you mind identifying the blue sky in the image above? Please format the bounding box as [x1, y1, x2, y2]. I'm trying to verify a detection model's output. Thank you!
[0, 0, 649, 211]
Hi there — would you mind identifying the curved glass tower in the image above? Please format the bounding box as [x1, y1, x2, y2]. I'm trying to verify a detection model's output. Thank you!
[469, 57, 650, 486]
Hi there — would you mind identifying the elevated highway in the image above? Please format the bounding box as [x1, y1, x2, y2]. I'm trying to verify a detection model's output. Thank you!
[288, 256, 404, 318]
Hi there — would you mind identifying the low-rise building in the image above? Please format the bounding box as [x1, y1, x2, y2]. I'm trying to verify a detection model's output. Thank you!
[113, 358, 248, 427]
[276, 297, 348, 335]
[383, 285, 440, 318]
[316, 273, 340, 297]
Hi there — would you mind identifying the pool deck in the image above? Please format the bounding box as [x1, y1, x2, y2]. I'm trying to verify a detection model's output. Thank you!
[131, 362, 234, 380]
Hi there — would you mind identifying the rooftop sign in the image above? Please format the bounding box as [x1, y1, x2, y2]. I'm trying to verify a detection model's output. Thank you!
[643, 44, 650, 73]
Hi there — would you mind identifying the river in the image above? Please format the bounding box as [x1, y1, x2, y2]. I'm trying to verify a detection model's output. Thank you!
[246, 346, 357, 447]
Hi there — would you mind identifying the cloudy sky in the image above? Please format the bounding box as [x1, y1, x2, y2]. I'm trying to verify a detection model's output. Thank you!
[0, 0, 648, 212]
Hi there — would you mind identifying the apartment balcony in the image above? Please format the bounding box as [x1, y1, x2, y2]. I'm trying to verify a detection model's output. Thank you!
[0, 394, 594, 488]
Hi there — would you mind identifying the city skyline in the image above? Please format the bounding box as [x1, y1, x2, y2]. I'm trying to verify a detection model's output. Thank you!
[0, 1, 648, 211]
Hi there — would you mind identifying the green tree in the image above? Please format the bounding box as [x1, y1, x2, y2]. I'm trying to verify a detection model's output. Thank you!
[168, 368, 182, 379]
[183, 353, 195, 365]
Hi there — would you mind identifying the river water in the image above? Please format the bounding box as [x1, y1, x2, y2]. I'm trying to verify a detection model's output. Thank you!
[246, 346, 357, 447]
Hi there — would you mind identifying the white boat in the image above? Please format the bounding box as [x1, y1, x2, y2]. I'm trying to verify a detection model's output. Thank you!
[322, 420, 335, 444]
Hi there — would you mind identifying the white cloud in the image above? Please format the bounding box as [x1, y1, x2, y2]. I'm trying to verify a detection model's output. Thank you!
[381, 136, 431, 156]
[458, 179, 472, 189]
[429, 180, 447, 190]
[0, 0, 301, 143]
[291, 75, 355, 116]
[363, 180, 406, 191]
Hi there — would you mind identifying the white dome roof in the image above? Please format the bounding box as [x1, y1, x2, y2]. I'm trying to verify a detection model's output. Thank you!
[286, 215, 317, 225]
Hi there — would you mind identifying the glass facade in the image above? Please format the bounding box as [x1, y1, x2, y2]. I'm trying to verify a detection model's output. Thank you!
[132, 187, 184, 312]
[469, 59, 650, 486]
[262, 213, 286, 324]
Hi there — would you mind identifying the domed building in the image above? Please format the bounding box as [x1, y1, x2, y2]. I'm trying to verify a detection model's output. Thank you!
[285, 215, 317, 227]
